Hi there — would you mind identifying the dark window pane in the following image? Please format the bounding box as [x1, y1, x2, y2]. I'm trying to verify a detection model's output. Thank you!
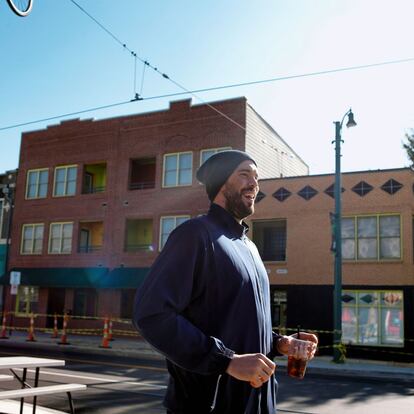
[255, 191, 266, 203]
[381, 179, 402, 195]
[298, 185, 318, 201]
[352, 181, 373, 196]
[324, 183, 345, 198]
[272, 187, 291, 202]
[253, 220, 286, 261]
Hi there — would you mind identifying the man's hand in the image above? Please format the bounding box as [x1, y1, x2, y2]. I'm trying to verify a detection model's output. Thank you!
[226, 353, 276, 388]
[277, 332, 318, 360]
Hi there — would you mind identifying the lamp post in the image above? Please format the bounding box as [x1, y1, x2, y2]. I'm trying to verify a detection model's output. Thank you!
[332, 109, 356, 363]
[1, 184, 14, 320]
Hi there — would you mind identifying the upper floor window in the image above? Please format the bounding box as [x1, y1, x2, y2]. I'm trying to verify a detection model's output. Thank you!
[252, 220, 287, 262]
[159, 216, 190, 250]
[129, 158, 156, 190]
[163, 152, 192, 187]
[49, 222, 73, 254]
[53, 165, 77, 197]
[200, 147, 232, 165]
[342, 214, 401, 261]
[21, 223, 44, 255]
[82, 163, 106, 194]
[26, 169, 48, 199]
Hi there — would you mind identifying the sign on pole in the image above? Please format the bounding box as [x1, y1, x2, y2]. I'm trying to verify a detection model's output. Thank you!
[10, 285, 18, 295]
[10, 271, 21, 286]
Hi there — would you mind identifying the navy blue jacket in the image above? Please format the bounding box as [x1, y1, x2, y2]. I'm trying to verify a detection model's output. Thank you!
[134, 204, 280, 413]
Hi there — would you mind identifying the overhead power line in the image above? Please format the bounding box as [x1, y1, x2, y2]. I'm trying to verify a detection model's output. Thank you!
[68, 0, 246, 130]
[2, 56, 414, 133]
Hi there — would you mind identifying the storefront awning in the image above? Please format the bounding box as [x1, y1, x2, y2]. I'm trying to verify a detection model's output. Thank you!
[9, 267, 149, 289]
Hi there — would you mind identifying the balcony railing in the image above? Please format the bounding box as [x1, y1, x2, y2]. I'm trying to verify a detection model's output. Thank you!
[82, 186, 106, 194]
[125, 244, 153, 252]
[78, 245, 103, 253]
[129, 181, 155, 190]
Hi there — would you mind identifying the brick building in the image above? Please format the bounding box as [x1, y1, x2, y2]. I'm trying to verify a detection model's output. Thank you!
[248, 168, 414, 359]
[6, 97, 307, 330]
[7, 96, 412, 360]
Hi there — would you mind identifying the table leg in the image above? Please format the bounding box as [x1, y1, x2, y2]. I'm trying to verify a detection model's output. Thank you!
[20, 367, 27, 414]
[67, 392, 75, 414]
[32, 367, 40, 414]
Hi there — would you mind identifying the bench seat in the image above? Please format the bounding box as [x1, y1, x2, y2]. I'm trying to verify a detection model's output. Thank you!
[0, 383, 86, 399]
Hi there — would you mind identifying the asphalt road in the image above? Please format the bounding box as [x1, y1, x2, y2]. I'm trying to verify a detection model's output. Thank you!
[0, 345, 413, 414]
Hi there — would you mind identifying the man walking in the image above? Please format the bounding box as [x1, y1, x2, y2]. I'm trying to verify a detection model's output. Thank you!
[134, 150, 317, 413]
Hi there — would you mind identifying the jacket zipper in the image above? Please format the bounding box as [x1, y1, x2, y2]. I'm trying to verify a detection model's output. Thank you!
[210, 374, 222, 412]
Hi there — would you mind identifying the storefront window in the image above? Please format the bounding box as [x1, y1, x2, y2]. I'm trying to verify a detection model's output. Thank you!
[16, 286, 39, 315]
[342, 290, 403, 346]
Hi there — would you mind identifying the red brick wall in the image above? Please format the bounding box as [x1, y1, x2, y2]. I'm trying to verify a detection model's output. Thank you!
[9, 98, 247, 270]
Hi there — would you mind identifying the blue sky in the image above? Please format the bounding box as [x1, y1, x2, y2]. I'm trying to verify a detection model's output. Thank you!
[1, 0, 414, 175]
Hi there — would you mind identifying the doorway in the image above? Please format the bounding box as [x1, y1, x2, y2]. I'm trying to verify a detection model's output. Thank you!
[46, 288, 66, 328]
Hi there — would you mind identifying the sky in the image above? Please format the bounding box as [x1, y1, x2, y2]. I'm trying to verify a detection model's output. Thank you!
[1, 0, 414, 175]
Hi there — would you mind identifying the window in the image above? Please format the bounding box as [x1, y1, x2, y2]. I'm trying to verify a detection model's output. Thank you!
[272, 188, 291, 202]
[297, 185, 318, 201]
[26, 169, 48, 199]
[79, 221, 103, 253]
[53, 165, 77, 196]
[352, 181, 373, 197]
[163, 153, 192, 187]
[82, 163, 106, 194]
[160, 216, 190, 250]
[342, 290, 404, 347]
[125, 219, 153, 252]
[16, 286, 39, 315]
[342, 214, 401, 261]
[21, 224, 44, 254]
[381, 179, 403, 195]
[252, 220, 287, 261]
[49, 222, 73, 254]
[73, 289, 97, 317]
[129, 158, 156, 190]
[200, 147, 232, 165]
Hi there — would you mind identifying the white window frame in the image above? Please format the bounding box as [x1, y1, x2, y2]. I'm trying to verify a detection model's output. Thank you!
[20, 223, 44, 255]
[53, 165, 77, 197]
[159, 215, 190, 251]
[200, 147, 232, 165]
[48, 222, 74, 254]
[25, 168, 49, 200]
[162, 152, 193, 188]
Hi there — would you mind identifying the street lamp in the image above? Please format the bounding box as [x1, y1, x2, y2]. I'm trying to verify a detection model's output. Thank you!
[1, 184, 14, 319]
[332, 108, 356, 363]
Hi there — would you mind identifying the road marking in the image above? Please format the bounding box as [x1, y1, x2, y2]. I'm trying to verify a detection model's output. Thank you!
[12, 368, 167, 389]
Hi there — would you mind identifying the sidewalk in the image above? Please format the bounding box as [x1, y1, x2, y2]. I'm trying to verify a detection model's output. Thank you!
[1, 330, 414, 382]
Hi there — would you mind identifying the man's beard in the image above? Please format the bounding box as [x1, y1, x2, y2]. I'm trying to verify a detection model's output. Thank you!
[223, 183, 255, 221]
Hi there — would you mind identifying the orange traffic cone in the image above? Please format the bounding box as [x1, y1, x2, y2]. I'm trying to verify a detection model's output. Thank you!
[58, 313, 70, 345]
[108, 317, 113, 341]
[0, 313, 8, 340]
[99, 317, 111, 349]
[51, 313, 58, 338]
[26, 313, 36, 342]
